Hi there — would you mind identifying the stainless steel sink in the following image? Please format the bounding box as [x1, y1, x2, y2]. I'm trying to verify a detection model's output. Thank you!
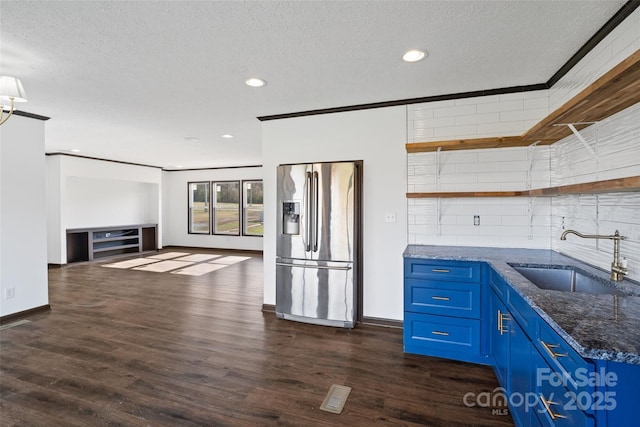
[508, 264, 627, 296]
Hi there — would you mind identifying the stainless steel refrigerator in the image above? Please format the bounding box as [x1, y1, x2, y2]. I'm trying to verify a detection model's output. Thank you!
[276, 161, 362, 328]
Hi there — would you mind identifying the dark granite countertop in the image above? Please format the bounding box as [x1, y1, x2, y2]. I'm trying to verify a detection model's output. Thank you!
[404, 245, 640, 365]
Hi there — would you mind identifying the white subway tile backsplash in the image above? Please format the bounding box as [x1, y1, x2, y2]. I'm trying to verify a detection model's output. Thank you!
[477, 147, 528, 162]
[499, 108, 548, 122]
[523, 96, 549, 110]
[413, 116, 456, 129]
[476, 215, 502, 226]
[477, 171, 526, 183]
[412, 127, 435, 140]
[440, 173, 478, 185]
[497, 120, 530, 134]
[433, 104, 477, 118]
[455, 112, 500, 126]
[499, 160, 528, 172]
[433, 124, 478, 138]
[442, 151, 479, 164]
[479, 203, 528, 216]
[474, 122, 504, 136]
[477, 99, 524, 114]
[501, 216, 529, 226]
[408, 108, 434, 120]
[455, 162, 500, 174]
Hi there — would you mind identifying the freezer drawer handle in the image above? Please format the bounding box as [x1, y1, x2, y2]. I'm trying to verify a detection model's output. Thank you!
[276, 262, 352, 271]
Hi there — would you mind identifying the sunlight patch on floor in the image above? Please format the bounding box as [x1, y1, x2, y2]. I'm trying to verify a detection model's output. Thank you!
[172, 263, 228, 276]
[102, 252, 250, 276]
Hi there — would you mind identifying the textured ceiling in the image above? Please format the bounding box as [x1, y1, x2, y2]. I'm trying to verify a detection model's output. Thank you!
[0, 1, 628, 169]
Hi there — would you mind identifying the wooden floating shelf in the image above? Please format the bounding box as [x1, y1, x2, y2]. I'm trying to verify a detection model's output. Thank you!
[406, 48, 640, 153]
[406, 176, 640, 198]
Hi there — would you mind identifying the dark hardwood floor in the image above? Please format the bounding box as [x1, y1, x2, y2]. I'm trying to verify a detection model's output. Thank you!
[0, 249, 514, 426]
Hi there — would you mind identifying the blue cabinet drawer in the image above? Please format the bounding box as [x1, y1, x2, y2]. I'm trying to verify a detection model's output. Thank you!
[405, 279, 480, 318]
[404, 312, 480, 355]
[508, 289, 537, 336]
[405, 259, 481, 282]
[536, 321, 591, 394]
[489, 269, 508, 301]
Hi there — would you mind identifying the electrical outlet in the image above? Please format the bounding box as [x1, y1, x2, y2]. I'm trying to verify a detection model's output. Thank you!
[4, 287, 15, 300]
[474, 215, 480, 226]
[384, 212, 396, 223]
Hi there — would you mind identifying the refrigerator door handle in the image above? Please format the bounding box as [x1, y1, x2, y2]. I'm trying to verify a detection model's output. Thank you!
[305, 171, 312, 252]
[313, 170, 319, 252]
[276, 262, 352, 271]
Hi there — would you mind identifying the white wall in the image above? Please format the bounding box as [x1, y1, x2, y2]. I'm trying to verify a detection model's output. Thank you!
[1, 115, 49, 317]
[46, 155, 62, 264]
[46, 155, 163, 264]
[262, 107, 407, 320]
[65, 177, 157, 227]
[162, 167, 263, 251]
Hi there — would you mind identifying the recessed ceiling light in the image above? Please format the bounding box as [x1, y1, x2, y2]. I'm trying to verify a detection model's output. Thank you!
[70, 148, 81, 153]
[402, 49, 427, 62]
[221, 134, 234, 139]
[184, 136, 200, 141]
[176, 165, 183, 168]
[245, 77, 266, 87]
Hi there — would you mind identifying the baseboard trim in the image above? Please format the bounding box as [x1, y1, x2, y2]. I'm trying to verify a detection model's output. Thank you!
[47, 263, 63, 269]
[0, 304, 51, 324]
[361, 316, 403, 329]
[262, 304, 276, 313]
[163, 245, 263, 255]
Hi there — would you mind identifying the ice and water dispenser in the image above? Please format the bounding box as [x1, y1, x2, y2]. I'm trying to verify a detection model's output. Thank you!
[282, 201, 300, 235]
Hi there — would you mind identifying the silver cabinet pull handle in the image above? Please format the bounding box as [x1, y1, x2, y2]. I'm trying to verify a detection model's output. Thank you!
[431, 296, 450, 301]
[431, 269, 450, 273]
[431, 330, 450, 336]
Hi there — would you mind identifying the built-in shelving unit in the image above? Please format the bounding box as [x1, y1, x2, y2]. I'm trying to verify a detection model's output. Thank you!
[406, 48, 640, 153]
[406, 176, 640, 198]
[66, 224, 157, 263]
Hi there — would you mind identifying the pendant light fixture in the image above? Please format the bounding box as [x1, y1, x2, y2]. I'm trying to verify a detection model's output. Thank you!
[0, 76, 28, 126]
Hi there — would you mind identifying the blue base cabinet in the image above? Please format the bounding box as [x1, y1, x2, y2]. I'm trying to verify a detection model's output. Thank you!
[404, 258, 489, 365]
[490, 272, 533, 427]
[404, 256, 639, 427]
